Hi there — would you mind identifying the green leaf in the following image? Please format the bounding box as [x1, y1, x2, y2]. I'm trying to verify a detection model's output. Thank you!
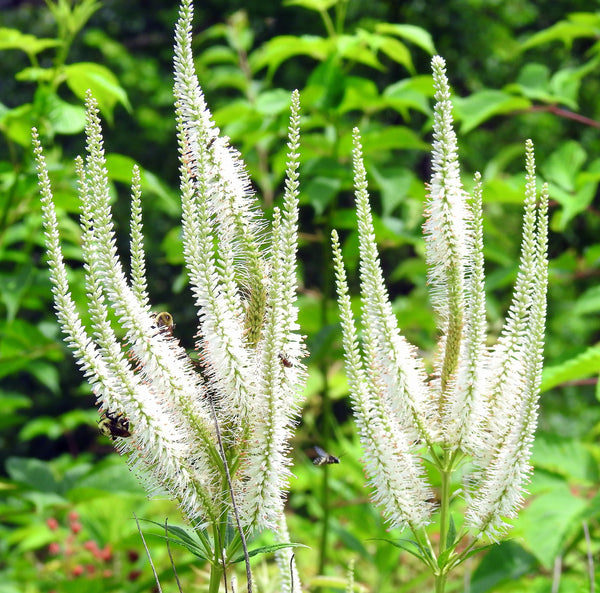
[572, 285, 600, 316]
[15, 67, 56, 83]
[542, 140, 586, 191]
[337, 33, 383, 70]
[75, 460, 143, 495]
[64, 62, 131, 122]
[104, 154, 179, 215]
[520, 13, 600, 51]
[338, 76, 380, 114]
[470, 541, 537, 593]
[515, 483, 588, 568]
[142, 519, 212, 561]
[0, 103, 36, 147]
[230, 542, 307, 564]
[0, 319, 62, 381]
[0, 28, 60, 55]
[374, 23, 436, 55]
[446, 514, 457, 548]
[383, 75, 433, 117]
[255, 89, 294, 116]
[369, 537, 432, 563]
[378, 36, 413, 72]
[5, 458, 59, 493]
[40, 92, 86, 135]
[505, 63, 558, 104]
[358, 125, 429, 153]
[532, 432, 599, 483]
[453, 90, 531, 134]
[541, 343, 600, 392]
[303, 175, 342, 216]
[251, 35, 331, 78]
[283, 0, 338, 11]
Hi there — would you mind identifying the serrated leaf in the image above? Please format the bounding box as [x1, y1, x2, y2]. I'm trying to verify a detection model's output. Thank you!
[458, 543, 494, 564]
[283, 0, 338, 11]
[541, 343, 600, 392]
[37, 92, 86, 135]
[338, 76, 380, 114]
[251, 35, 331, 78]
[532, 432, 599, 483]
[5, 457, 59, 493]
[255, 89, 294, 115]
[446, 514, 457, 548]
[15, 67, 56, 83]
[378, 36, 413, 72]
[359, 125, 429, 153]
[383, 76, 433, 117]
[542, 140, 586, 191]
[104, 154, 178, 215]
[337, 34, 382, 70]
[515, 484, 587, 568]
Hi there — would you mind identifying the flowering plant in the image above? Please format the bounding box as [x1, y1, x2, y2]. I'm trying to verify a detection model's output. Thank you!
[34, 1, 305, 591]
[332, 55, 549, 592]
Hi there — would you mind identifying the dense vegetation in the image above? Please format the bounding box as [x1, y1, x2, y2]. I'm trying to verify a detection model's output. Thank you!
[1, 1, 599, 591]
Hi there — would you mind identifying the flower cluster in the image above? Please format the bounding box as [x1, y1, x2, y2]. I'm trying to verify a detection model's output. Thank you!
[34, 0, 305, 540]
[333, 55, 548, 540]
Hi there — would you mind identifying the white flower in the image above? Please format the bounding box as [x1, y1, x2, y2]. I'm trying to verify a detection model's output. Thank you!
[333, 55, 548, 539]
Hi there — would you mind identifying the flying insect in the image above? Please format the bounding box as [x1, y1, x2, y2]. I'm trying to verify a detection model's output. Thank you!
[312, 445, 340, 466]
[279, 353, 292, 368]
[154, 311, 175, 336]
[98, 411, 132, 439]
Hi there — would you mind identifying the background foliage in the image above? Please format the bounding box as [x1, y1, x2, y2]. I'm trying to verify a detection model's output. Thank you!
[1, 0, 599, 591]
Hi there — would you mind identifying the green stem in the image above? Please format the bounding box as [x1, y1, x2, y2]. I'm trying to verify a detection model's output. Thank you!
[435, 571, 448, 593]
[318, 460, 331, 576]
[208, 534, 225, 593]
[439, 463, 451, 558]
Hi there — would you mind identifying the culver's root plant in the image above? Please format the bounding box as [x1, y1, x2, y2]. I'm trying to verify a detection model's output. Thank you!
[332, 55, 549, 593]
[33, 1, 305, 591]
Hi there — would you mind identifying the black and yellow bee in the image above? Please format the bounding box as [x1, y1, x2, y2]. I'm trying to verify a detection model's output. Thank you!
[98, 411, 132, 439]
[312, 445, 340, 466]
[154, 311, 175, 336]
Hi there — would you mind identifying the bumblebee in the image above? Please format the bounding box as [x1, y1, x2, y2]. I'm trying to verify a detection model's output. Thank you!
[312, 445, 340, 466]
[154, 311, 174, 336]
[98, 411, 132, 439]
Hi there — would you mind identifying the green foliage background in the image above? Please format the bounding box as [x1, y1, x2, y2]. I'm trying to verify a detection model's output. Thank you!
[1, 0, 599, 591]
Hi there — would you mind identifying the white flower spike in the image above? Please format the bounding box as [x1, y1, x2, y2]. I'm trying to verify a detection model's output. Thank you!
[333, 55, 549, 548]
[35, 1, 306, 590]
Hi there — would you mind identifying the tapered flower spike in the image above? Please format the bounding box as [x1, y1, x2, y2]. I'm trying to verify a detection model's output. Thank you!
[443, 172, 488, 452]
[466, 168, 549, 539]
[36, 0, 307, 547]
[173, 0, 306, 532]
[352, 129, 436, 446]
[237, 89, 305, 530]
[34, 125, 220, 526]
[425, 56, 471, 403]
[332, 229, 435, 530]
[174, 0, 257, 425]
[333, 54, 548, 542]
